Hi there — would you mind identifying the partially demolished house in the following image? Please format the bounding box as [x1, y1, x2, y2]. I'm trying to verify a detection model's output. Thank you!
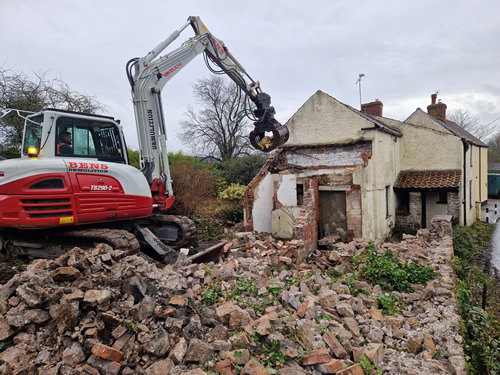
[244, 91, 487, 251]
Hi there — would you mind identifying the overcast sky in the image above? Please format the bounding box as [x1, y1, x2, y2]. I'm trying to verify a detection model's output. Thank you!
[2, 0, 499, 152]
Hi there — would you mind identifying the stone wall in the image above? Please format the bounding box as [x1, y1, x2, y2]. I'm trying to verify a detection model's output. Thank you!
[447, 191, 460, 225]
[396, 191, 422, 230]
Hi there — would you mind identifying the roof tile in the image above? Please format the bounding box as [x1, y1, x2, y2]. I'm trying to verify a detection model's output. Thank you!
[395, 170, 462, 190]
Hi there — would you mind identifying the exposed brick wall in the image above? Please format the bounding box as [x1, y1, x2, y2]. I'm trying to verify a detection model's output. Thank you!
[346, 185, 362, 241]
[293, 178, 319, 253]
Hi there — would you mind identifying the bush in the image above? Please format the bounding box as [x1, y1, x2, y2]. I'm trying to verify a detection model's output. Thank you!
[215, 154, 267, 185]
[168, 161, 217, 217]
[216, 183, 246, 222]
[452, 221, 499, 375]
[191, 216, 223, 242]
[356, 244, 436, 292]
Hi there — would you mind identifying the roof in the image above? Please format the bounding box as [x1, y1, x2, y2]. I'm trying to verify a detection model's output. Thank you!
[405, 108, 487, 147]
[394, 170, 462, 190]
[440, 119, 488, 147]
[346, 104, 403, 137]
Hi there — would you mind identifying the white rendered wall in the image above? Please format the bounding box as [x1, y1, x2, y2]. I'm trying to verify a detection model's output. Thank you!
[252, 173, 274, 232]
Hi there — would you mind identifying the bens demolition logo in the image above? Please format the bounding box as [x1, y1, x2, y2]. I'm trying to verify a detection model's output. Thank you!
[67, 162, 109, 173]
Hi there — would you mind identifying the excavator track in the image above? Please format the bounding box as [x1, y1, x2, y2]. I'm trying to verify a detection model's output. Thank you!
[138, 214, 197, 249]
[0, 228, 140, 259]
[0, 215, 196, 262]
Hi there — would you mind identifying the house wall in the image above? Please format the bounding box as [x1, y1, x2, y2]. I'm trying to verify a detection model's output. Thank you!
[285, 91, 377, 146]
[251, 173, 274, 232]
[426, 192, 449, 228]
[353, 129, 400, 239]
[464, 143, 477, 226]
[475, 146, 488, 217]
[385, 113, 462, 171]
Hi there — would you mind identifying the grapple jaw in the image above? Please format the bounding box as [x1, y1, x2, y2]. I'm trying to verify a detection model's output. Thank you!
[249, 92, 289, 152]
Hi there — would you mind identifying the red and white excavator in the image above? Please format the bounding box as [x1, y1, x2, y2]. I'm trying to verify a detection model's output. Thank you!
[0, 16, 289, 262]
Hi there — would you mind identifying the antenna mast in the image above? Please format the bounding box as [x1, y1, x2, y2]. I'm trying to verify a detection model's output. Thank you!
[355, 73, 365, 108]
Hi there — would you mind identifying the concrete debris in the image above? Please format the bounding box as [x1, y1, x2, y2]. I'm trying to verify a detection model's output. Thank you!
[0, 219, 466, 374]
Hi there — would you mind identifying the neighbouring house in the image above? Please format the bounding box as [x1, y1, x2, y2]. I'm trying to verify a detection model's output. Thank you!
[404, 93, 488, 225]
[244, 91, 487, 253]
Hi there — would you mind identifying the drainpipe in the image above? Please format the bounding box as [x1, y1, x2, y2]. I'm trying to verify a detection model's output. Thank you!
[463, 140, 467, 226]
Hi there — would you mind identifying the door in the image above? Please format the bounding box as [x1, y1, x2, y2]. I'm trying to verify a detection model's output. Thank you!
[319, 191, 347, 241]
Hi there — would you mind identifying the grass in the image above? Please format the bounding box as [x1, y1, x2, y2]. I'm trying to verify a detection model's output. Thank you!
[452, 221, 499, 375]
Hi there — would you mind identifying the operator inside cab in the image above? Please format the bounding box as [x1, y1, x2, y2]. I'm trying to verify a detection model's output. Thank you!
[57, 131, 73, 155]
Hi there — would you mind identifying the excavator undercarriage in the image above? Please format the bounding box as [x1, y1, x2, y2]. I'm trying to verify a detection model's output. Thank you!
[0, 215, 196, 265]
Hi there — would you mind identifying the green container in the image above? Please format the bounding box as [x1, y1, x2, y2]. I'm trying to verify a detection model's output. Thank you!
[488, 173, 500, 198]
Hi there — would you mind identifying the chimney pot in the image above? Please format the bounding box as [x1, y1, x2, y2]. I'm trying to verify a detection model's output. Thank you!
[427, 94, 447, 122]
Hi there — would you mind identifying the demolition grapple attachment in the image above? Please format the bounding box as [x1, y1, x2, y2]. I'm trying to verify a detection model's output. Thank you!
[249, 92, 289, 152]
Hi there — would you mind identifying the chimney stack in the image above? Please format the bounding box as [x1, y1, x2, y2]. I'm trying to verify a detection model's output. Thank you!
[361, 100, 383, 117]
[427, 93, 447, 122]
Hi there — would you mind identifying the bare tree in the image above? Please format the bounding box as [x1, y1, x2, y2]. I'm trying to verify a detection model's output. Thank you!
[178, 76, 253, 162]
[0, 67, 106, 152]
[488, 132, 500, 164]
[448, 109, 497, 142]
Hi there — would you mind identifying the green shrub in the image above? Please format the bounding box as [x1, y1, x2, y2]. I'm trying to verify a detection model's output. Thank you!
[216, 183, 246, 222]
[192, 216, 223, 242]
[216, 154, 267, 185]
[200, 282, 223, 310]
[375, 293, 403, 315]
[358, 245, 436, 292]
[452, 221, 499, 375]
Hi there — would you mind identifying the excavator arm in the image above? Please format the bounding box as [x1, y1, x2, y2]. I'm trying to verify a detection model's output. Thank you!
[126, 16, 288, 207]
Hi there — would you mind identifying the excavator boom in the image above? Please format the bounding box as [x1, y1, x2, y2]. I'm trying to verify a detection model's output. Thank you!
[127, 16, 289, 196]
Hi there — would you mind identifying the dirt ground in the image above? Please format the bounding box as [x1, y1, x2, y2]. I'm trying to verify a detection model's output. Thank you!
[0, 256, 27, 284]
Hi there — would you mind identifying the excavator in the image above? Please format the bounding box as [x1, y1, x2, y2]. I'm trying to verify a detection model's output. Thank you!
[0, 16, 289, 262]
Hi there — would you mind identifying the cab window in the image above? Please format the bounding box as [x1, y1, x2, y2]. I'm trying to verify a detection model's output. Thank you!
[22, 114, 43, 156]
[55, 117, 125, 163]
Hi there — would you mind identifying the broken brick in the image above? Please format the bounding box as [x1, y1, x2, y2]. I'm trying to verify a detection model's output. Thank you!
[301, 348, 330, 365]
[336, 363, 364, 375]
[91, 343, 123, 363]
[314, 358, 342, 374]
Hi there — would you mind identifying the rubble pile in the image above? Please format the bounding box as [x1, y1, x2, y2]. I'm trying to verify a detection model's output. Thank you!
[0, 219, 466, 375]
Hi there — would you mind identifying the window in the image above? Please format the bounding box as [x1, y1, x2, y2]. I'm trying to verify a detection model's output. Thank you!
[55, 117, 125, 162]
[296, 183, 304, 205]
[437, 191, 448, 204]
[470, 180, 473, 209]
[386, 186, 390, 218]
[22, 114, 43, 156]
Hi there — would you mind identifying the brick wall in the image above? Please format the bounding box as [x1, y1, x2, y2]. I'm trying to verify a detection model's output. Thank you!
[293, 178, 319, 254]
[346, 185, 362, 241]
